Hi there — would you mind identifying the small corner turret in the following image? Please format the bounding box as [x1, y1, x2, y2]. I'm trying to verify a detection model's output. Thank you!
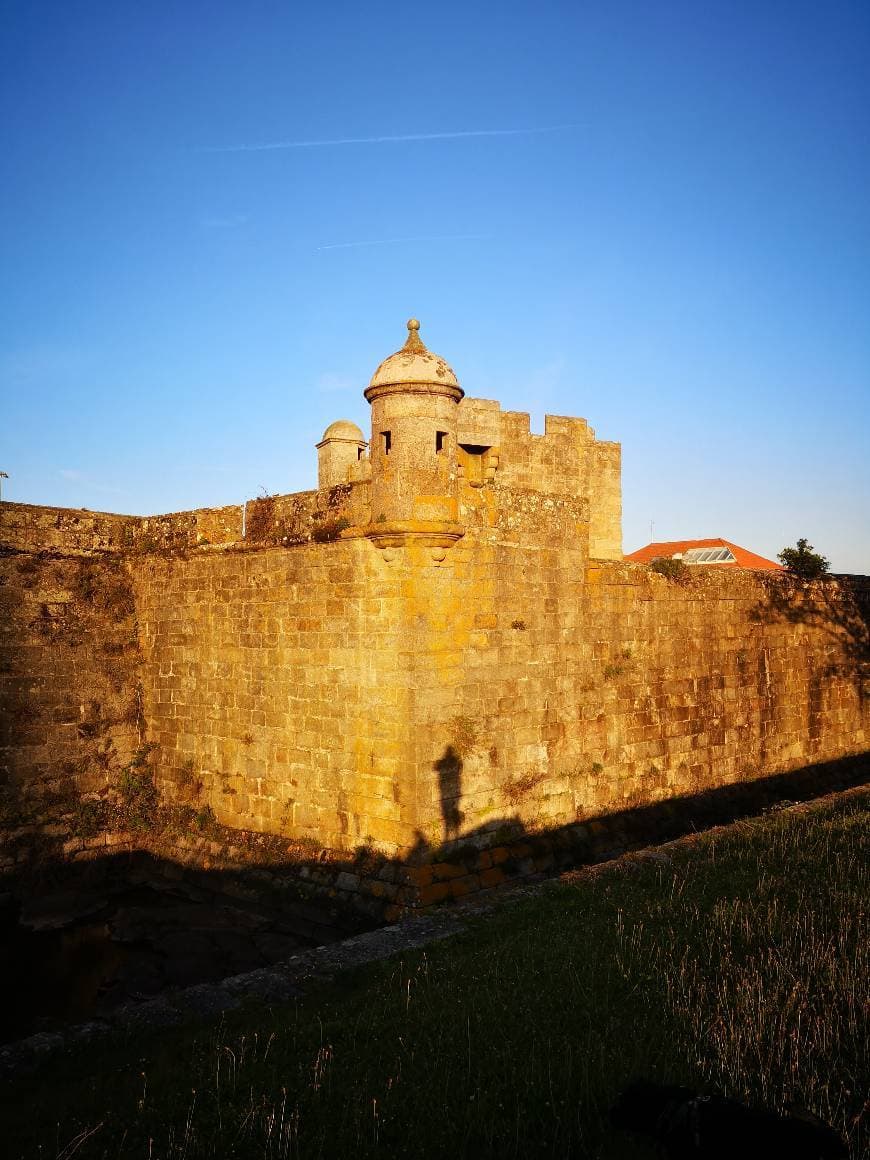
[316, 419, 368, 490]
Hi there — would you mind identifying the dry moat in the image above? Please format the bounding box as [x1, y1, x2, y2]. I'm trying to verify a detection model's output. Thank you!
[6, 753, 870, 1048]
[0, 853, 372, 1045]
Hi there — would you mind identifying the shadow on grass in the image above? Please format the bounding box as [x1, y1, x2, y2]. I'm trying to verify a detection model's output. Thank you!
[1, 749, 867, 1044]
[3, 781, 867, 1160]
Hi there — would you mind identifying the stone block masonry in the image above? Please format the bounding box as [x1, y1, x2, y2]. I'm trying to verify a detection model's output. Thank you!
[133, 538, 416, 852]
[1, 507, 867, 900]
[0, 499, 244, 554]
[128, 528, 868, 859]
[1, 318, 868, 901]
[0, 548, 143, 869]
[407, 548, 868, 850]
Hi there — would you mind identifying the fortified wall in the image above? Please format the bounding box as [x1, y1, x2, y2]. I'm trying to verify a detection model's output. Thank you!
[1, 321, 867, 887]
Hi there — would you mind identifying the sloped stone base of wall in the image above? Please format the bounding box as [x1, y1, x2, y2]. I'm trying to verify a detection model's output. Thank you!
[19, 750, 859, 925]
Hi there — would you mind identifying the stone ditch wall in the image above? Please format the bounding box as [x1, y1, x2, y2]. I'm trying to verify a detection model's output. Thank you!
[55, 755, 866, 926]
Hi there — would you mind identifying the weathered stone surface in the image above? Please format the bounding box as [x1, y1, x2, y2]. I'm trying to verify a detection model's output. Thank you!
[1, 320, 867, 915]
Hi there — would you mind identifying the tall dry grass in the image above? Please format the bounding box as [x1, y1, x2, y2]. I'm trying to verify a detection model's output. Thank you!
[3, 790, 867, 1158]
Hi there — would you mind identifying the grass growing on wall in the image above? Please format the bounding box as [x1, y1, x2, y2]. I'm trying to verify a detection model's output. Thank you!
[3, 791, 867, 1159]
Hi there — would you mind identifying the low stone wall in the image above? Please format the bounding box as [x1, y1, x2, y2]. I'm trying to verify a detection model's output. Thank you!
[243, 484, 369, 545]
[131, 505, 244, 551]
[0, 503, 140, 554]
[0, 489, 369, 558]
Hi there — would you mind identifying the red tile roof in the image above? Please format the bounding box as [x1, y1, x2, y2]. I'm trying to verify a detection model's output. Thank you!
[626, 538, 783, 570]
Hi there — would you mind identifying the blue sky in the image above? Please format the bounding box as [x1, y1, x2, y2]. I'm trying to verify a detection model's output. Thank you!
[1, 0, 868, 571]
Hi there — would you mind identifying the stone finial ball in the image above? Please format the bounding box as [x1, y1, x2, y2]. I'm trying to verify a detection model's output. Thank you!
[407, 318, 420, 331]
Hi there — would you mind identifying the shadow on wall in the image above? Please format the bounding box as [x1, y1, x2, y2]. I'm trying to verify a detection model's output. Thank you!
[751, 575, 870, 703]
[0, 752, 868, 1044]
[406, 750, 870, 866]
[434, 744, 465, 841]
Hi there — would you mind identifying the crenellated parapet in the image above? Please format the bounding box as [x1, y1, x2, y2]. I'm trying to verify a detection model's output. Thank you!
[452, 397, 621, 558]
[314, 320, 623, 560]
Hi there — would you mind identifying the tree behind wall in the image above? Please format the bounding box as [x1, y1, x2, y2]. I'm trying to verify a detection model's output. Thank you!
[777, 538, 831, 580]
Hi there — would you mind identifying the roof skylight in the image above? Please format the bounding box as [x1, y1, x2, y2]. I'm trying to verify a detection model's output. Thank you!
[682, 546, 737, 564]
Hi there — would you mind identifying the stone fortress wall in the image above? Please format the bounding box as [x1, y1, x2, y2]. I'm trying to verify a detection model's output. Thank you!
[133, 525, 868, 855]
[1, 320, 867, 878]
[0, 547, 143, 871]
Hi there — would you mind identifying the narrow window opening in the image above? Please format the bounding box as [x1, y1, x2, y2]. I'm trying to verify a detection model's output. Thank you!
[381, 430, 392, 455]
[357, 447, 364, 460]
[458, 443, 490, 487]
[435, 431, 447, 454]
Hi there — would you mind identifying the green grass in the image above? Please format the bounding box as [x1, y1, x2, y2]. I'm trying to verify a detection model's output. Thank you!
[3, 790, 867, 1159]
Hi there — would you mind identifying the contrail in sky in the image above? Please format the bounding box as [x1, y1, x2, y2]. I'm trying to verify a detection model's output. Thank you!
[316, 234, 488, 251]
[199, 125, 576, 153]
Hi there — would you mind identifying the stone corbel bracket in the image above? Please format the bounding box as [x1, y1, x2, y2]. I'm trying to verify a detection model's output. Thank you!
[362, 520, 465, 563]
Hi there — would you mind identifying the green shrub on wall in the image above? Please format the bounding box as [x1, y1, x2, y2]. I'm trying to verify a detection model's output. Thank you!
[650, 557, 690, 582]
[311, 517, 351, 543]
[71, 797, 109, 838]
[116, 745, 160, 831]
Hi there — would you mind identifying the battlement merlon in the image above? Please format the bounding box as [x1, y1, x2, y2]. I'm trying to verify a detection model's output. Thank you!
[454, 398, 622, 556]
[459, 400, 596, 444]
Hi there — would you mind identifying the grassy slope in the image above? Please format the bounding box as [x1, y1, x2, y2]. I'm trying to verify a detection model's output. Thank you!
[4, 790, 867, 1159]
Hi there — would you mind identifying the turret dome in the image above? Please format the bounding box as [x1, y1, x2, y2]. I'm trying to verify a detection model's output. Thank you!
[366, 320, 462, 399]
[319, 419, 365, 443]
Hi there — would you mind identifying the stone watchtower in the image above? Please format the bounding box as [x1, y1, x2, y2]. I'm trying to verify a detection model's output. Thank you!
[315, 419, 367, 490]
[363, 319, 465, 549]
